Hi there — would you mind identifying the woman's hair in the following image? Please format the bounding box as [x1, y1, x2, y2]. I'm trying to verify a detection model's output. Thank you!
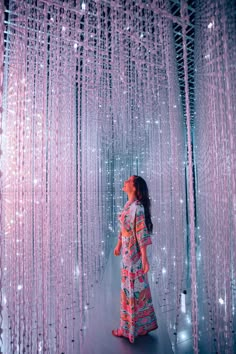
[133, 175, 153, 234]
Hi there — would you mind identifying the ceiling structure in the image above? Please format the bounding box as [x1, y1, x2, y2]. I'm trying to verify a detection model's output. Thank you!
[3, 0, 196, 128]
[170, 0, 195, 128]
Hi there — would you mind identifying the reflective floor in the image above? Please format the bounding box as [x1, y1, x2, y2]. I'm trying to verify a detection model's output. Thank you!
[80, 242, 173, 354]
[80, 240, 236, 354]
[1, 237, 236, 353]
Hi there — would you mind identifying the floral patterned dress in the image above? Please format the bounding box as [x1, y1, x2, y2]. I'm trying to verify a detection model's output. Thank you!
[118, 199, 158, 343]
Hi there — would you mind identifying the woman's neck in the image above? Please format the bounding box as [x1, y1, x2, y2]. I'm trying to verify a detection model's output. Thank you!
[127, 193, 137, 203]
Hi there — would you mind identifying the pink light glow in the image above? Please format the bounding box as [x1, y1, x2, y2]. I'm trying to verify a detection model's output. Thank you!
[0, 0, 235, 353]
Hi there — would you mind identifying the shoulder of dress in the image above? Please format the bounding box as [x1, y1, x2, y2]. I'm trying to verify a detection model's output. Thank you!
[134, 200, 144, 211]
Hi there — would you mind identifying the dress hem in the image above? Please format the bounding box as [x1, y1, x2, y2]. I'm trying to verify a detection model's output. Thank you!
[119, 323, 158, 342]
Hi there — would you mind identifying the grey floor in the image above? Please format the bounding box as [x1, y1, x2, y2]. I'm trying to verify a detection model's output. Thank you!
[80, 249, 173, 354]
[74, 241, 236, 354]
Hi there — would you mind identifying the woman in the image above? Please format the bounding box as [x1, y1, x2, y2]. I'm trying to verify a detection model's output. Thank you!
[112, 175, 158, 343]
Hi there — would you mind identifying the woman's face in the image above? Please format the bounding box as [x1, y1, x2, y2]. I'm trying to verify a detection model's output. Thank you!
[122, 176, 136, 194]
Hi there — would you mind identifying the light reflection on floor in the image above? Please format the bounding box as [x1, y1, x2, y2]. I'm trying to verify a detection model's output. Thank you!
[79, 239, 236, 354]
[1, 236, 236, 353]
[80, 241, 173, 354]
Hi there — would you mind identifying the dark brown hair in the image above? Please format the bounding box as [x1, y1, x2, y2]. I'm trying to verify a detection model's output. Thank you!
[133, 175, 153, 234]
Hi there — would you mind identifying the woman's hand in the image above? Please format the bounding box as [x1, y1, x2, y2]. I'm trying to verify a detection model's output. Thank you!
[140, 246, 149, 273]
[114, 245, 121, 256]
[142, 257, 150, 273]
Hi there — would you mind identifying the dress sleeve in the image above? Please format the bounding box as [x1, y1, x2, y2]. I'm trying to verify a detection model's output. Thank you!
[118, 230, 122, 241]
[135, 204, 152, 248]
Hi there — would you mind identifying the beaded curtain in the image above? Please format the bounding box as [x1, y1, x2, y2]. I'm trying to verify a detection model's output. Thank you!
[0, 0, 235, 353]
[0, 1, 187, 352]
[194, 0, 236, 352]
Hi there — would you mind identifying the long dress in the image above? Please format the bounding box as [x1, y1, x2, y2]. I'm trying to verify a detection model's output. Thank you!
[118, 199, 158, 343]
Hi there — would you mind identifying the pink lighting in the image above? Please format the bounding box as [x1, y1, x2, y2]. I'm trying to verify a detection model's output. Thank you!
[0, 0, 235, 353]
